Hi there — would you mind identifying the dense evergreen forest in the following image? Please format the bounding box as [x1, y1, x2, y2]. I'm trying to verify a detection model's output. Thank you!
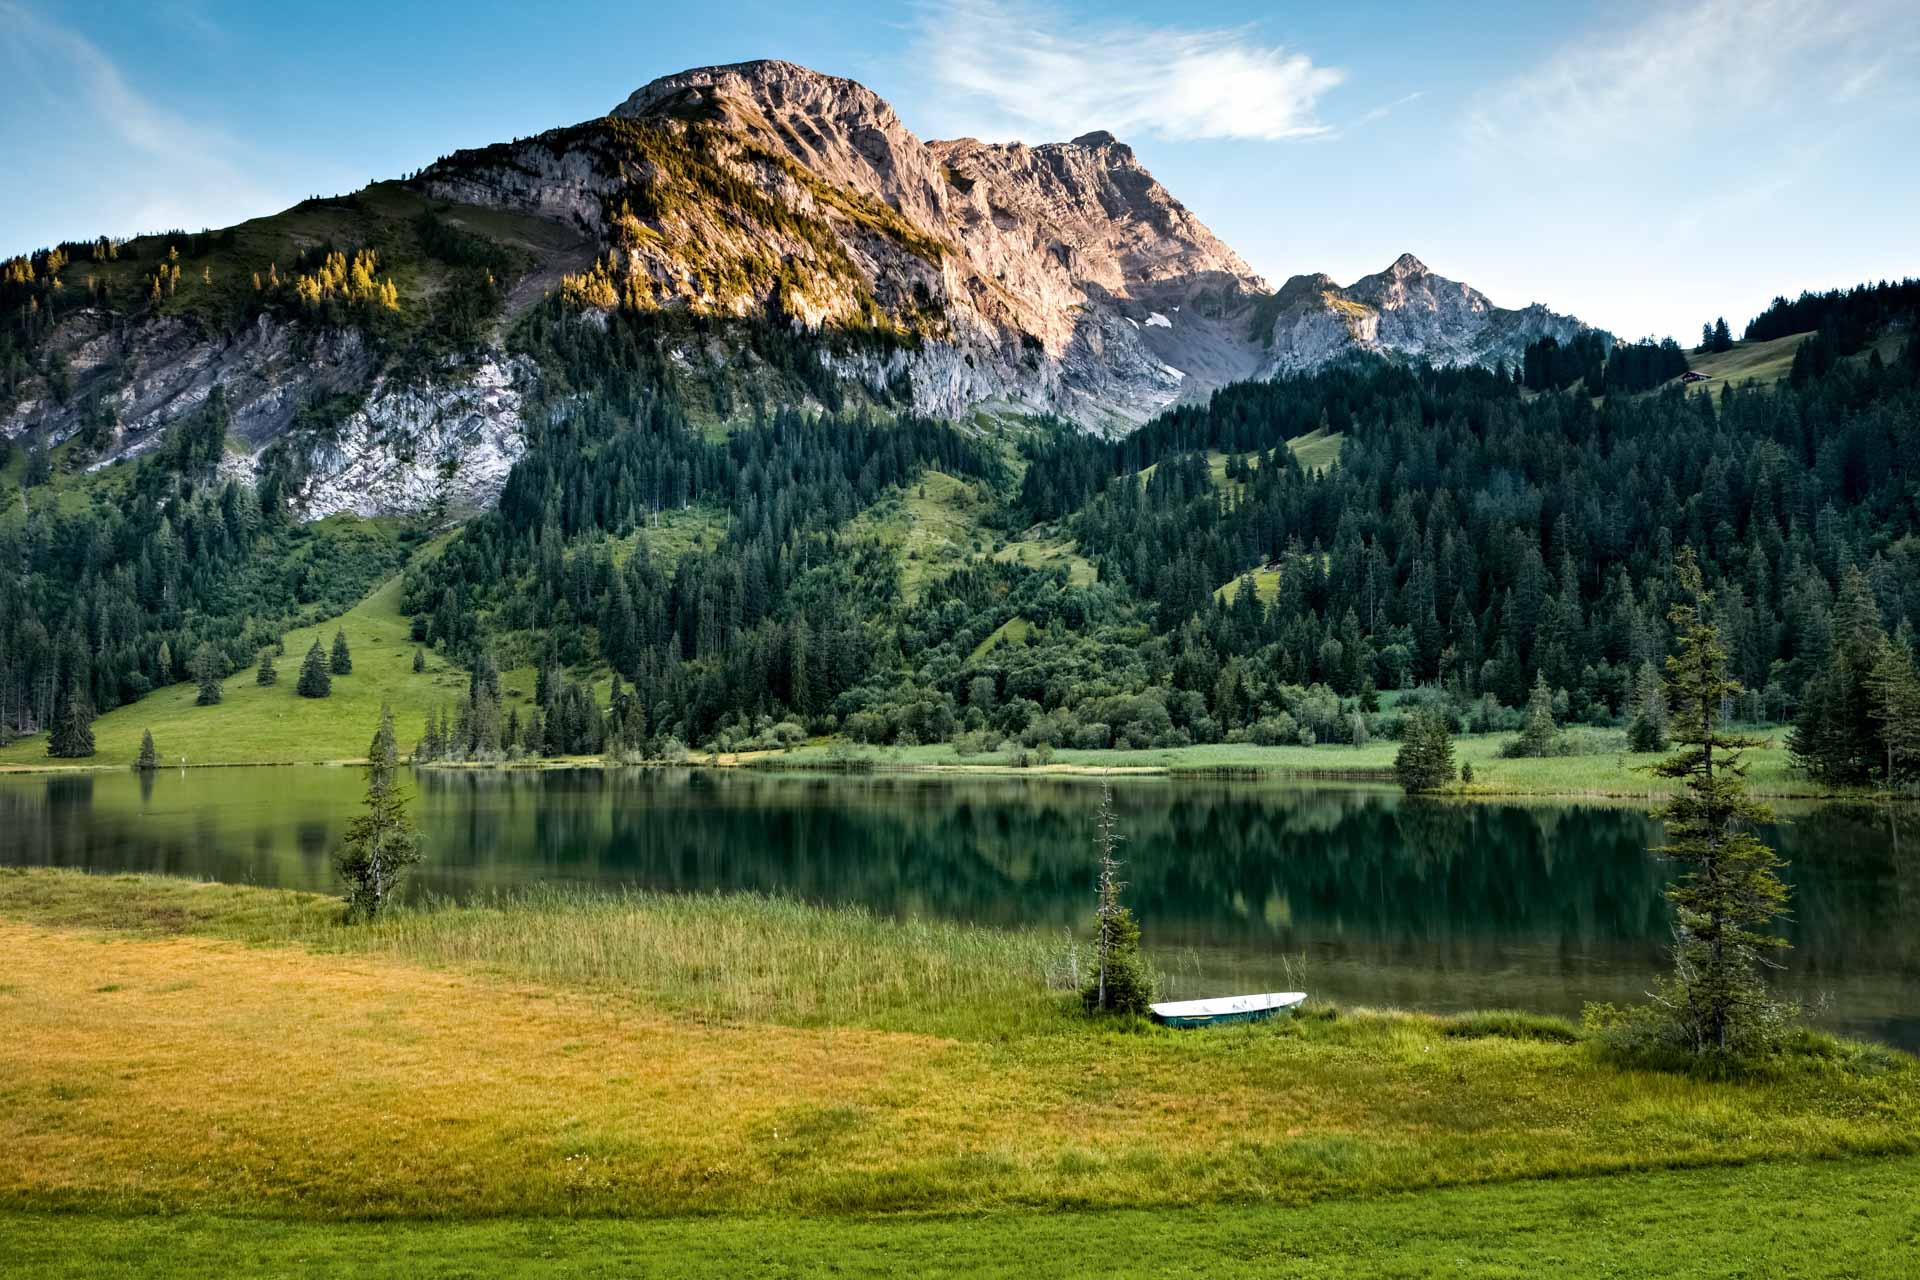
[6, 272, 1919, 775]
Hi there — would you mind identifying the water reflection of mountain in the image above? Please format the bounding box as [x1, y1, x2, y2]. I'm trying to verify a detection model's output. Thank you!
[4, 767, 1915, 1046]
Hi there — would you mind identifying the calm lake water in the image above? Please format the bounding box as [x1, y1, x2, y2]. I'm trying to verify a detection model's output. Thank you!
[4, 766, 1916, 1048]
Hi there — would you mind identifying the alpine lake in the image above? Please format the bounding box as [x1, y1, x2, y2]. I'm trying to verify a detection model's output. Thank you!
[4, 765, 1915, 1049]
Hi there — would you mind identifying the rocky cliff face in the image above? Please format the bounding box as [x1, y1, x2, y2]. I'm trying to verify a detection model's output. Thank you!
[1255, 253, 1590, 376]
[3, 58, 1597, 519]
[420, 59, 1271, 433]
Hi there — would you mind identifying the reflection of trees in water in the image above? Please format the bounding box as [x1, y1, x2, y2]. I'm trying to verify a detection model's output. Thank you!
[401, 771, 1908, 978]
[5, 770, 1915, 988]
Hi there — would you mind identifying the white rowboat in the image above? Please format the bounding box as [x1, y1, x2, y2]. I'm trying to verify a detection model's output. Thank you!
[1148, 991, 1307, 1029]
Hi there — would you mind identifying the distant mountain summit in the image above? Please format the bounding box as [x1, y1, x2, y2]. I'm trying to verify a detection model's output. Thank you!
[1255, 252, 1589, 377]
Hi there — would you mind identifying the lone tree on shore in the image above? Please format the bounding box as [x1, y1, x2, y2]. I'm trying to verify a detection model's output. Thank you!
[256, 647, 278, 686]
[1394, 711, 1455, 793]
[1648, 550, 1794, 1056]
[1082, 784, 1152, 1015]
[336, 704, 422, 921]
[297, 639, 332, 698]
[330, 628, 353, 676]
[191, 642, 223, 706]
[136, 729, 158, 771]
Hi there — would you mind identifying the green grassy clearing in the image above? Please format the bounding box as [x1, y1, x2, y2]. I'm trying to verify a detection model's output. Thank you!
[760, 731, 1836, 797]
[1215, 566, 1282, 605]
[992, 528, 1098, 586]
[7, 1153, 1917, 1278]
[1286, 426, 1345, 473]
[970, 615, 1033, 661]
[610, 501, 732, 566]
[848, 471, 996, 599]
[1680, 332, 1809, 390]
[0, 569, 463, 769]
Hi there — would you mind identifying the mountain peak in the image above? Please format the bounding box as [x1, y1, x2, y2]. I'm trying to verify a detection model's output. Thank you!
[614, 59, 883, 120]
[1388, 252, 1429, 277]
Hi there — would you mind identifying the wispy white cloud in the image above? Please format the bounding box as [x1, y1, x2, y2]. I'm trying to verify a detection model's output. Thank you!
[0, 1, 272, 244]
[1467, 0, 1916, 158]
[912, 0, 1344, 144]
[1351, 91, 1426, 131]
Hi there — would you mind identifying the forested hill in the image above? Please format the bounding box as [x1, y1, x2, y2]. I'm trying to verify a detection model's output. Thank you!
[4, 278, 1919, 768]
[388, 302, 1920, 760]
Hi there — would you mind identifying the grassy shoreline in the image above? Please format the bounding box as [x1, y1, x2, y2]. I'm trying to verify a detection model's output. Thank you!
[1, 733, 1890, 803]
[2, 869, 1914, 1274]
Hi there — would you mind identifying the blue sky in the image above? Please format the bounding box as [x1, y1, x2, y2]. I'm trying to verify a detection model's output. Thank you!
[3, 0, 1916, 341]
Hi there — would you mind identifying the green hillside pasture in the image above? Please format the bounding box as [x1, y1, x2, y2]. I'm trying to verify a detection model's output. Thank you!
[0, 572, 463, 769]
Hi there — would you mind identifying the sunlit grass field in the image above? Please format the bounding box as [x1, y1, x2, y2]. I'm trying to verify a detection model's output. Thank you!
[2, 871, 1914, 1214]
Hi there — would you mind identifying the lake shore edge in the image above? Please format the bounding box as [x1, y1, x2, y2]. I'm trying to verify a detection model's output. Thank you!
[0, 738, 1900, 803]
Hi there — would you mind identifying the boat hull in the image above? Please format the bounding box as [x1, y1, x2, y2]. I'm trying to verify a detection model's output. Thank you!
[1148, 991, 1306, 1029]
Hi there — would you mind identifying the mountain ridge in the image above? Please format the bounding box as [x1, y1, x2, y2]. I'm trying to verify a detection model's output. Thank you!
[3, 57, 1594, 518]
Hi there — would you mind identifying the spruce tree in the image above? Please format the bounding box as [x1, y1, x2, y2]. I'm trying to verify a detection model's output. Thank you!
[1789, 566, 1885, 783]
[1394, 710, 1455, 793]
[136, 728, 158, 771]
[1867, 637, 1920, 787]
[1711, 317, 1733, 353]
[256, 648, 278, 686]
[1649, 551, 1793, 1055]
[335, 704, 422, 921]
[47, 679, 95, 758]
[412, 647, 425, 673]
[1507, 672, 1563, 757]
[1082, 785, 1152, 1014]
[191, 642, 223, 706]
[330, 628, 353, 675]
[1627, 659, 1670, 753]
[297, 639, 332, 698]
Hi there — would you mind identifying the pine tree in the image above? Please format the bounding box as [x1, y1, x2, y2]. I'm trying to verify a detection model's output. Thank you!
[412, 647, 425, 673]
[1082, 785, 1152, 1014]
[1394, 710, 1455, 792]
[256, 647, 278, 685]
[1789, 566, 1885, 783]
[1648, 551, 1793, 1055]
[1711, 317, 1733, 353]
[297, 639, 332, 698]
[1507, 672, 1563, 757]
[191, 642, 223, 706]
[47, 679, 95, 758]
[330, 628, 353, 675]
[135, 728, 158, 771]
[1627, 658, 1671, 753]
[1867, 637, 1920, 787]
[334, 704, 422, 921]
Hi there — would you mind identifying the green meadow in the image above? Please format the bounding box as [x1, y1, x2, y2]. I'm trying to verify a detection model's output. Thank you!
[0, 869, 1914, 1276]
